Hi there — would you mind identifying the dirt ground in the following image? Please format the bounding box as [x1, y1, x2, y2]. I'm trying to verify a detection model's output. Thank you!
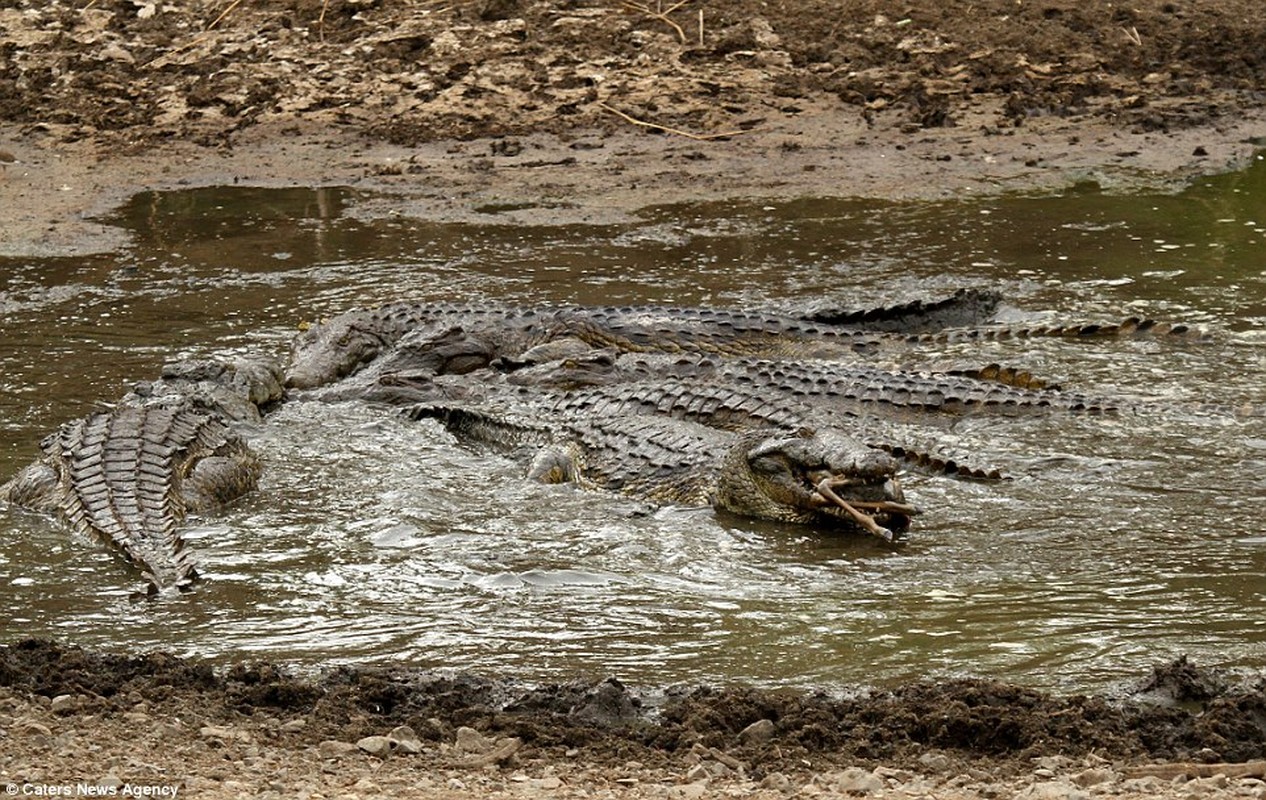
[2, 1, 1266, 797]
[3, 0, 1266, 256]
[2, 640, 1266, 800]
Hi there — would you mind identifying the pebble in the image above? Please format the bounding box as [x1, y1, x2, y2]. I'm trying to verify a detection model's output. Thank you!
[280, 718, 307, 733]
[96, 775, 124, 791]
[15, 718, 53, 737]
[831, 767, 885, 795]
[387, 724, 423, 754]
[49, 694, 77, 714]
[1122, 776, 1164, 793]
[318, 740, 360, 758]
[738, 718, 776, 744]
[1021, 779, 1090, 800]
[200, 724, 251, 743]
[760, 772, 794, 794]
[1071, 767, 1118, 787]
[355, 735, 394, 757]
[672, 780, 708, 799]
[917, 751, 953, 773]
[455, 725, 494, 753]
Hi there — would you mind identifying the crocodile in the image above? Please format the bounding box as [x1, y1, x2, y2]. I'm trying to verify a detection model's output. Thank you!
[283, 289, 1007, 391]
[0, 357, 282, 593]
[284, 290, 1204, 394]
[409, 404, 916, 541]
[501, 352, 1120, 418]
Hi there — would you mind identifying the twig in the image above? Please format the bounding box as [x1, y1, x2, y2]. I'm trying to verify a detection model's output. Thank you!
[620, 0, 690, 43]
[319, 0, 330, 42]
[1125, 760, 1266, 780]
[1122, 25, 1142, 46]
[595, 101, 753, 141]
[207, 0, 245, 31]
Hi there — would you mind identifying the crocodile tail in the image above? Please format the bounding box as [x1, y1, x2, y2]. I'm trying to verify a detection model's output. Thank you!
[67, 408, 188, 589]
[53, 406, 230, 592]
[806, 288, 1003, 332]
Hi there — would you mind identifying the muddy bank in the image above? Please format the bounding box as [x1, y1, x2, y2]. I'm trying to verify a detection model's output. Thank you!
[2, 640, 1266, 799]
[3, 0, 1266, 257]
[5, 106, 1266, 260]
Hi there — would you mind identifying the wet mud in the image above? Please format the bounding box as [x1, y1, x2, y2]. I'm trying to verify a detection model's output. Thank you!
[4, 639, 1264, 775]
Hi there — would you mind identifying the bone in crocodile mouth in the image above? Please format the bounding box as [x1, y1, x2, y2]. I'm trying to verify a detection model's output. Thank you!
[811, 475, 919, 543]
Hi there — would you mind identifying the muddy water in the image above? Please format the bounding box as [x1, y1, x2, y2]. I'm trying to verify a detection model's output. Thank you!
[2, 159, 1264, 692]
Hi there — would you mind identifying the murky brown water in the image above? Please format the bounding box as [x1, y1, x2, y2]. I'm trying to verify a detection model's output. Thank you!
[2, 158, 1264, 692]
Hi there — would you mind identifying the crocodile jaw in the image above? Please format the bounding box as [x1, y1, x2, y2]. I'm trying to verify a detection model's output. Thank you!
[712, 428, 916, 540]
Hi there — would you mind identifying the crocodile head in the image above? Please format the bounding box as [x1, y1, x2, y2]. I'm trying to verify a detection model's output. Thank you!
[287, 308, 502, 392]
[286, 310, 399, 390]
[712, 428, 915, 541]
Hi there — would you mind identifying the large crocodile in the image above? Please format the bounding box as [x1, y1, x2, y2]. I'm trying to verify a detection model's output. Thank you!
[0, 357, 282, 593]
[284, 289, 1008, 390]
[285, 290, 1201, 393]
[409, 404, 916, 541]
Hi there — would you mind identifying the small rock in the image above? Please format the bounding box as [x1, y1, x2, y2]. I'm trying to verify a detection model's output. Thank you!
[388, 724, 423, 754]
[917, 751, 953, 773]
[1022, 780, 1089, 800]
[280, 718, 307, 733]
[673, 780, 708, 800]
[1121, 776, 1164, 793]
[96, 775, 124, 791]
[50, 694, 77, 714]
[453, 736, 522, 768]
[454, 725, 494, 753]
[760, 772, 794, 794]
[200, 725, 250, 743]
[99, 42, 135, 64]
[1071, 767, 1118, 787]
[832, 767, 885, 795]
[356, 735, 394, 757]
[1033, 755, 1074, 772]
[317, 740, 360, 759]
[16, 719, 53, 737]
[738, 718, 776, 745]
